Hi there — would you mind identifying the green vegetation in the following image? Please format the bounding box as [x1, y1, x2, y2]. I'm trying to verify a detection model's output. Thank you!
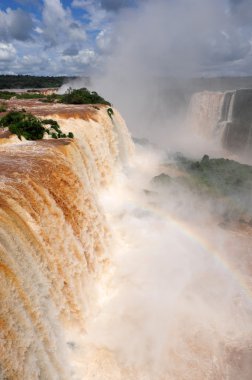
[0, 75, 80, 89]
[0, 111, 74, 141]
[0, 91, 16, 100]
[152, 153, 252, 224]
[0, 102, 7, 112]
[0, 86, 111, 106]
[152, 173, 172, 186]
[0, 91, 47, 100]
[178, 154, 252, 197]
[40, 93, 62, 103]
[16, 93, 47, 99]
[107, 107, 114, 118]
[60, 87, 111, 105]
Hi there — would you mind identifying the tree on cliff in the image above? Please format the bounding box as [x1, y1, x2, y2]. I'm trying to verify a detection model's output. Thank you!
[60, 87, 111, 105]
[0, 111, 74, 140]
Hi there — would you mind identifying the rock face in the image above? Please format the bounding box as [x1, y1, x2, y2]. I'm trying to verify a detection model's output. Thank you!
[188, 89, 252, 154]
[0, 100, 133, 379]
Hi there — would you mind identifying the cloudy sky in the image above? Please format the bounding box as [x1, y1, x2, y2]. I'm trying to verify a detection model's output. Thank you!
[1, 0, 252, 77]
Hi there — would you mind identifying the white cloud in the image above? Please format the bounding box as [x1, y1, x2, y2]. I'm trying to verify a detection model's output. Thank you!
[96, 28, 114, 53]
[94, 0, 252, 77]
[0, 8, 33, 42]
[62, 48, 96, 65]
[1, 0, 252, 76]
[230, 0, 252, 25]
[71, 0, 114, 32]
[42, 0, 86, 47]
[21, 54, 48, 67]
[0, 43, 16, 61]
[34, 26, 43, 34]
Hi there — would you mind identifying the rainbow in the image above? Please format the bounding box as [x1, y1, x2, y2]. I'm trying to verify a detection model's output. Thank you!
[133, 197, 252, 304]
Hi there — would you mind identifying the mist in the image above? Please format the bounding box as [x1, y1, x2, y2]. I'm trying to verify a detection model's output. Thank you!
[68, 141, 252, 379]
[59, 0, 249, 155]
[88, 0, 245, 152]
[60, 2, 252, 378]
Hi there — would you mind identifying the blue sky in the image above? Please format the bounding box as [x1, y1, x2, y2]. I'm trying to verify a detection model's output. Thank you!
[0, 0, 138, 76]
[1, 0, 252, 77]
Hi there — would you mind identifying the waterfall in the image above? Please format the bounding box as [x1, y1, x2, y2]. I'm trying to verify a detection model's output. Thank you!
[215, 91, 235, 145]
[0, 107, 133, 380]
[187, 91, 225, 137]
[220, 91, 236, 150]
[187, 89, 252, 155]
[226, 92, 236, 122]
[219, 92, 234, 123]
[2, 104, 252, 379]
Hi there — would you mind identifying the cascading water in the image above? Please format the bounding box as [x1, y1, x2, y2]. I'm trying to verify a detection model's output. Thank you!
[0, 107, 133, 380]
[187, 89, 252, 155]
[219, 92, 234, 124]
[1, 105, 252, 379]
[67, 141, 252, 380]
[187, 91, 225, 137]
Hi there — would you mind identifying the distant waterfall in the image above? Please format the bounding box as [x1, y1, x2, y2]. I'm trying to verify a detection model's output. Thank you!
[187, 91, 225, 137]
[187, 89, 252, 155]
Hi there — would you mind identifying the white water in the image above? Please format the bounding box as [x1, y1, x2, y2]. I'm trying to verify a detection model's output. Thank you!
[67, 144, 252, 380]
[1, 108, 252, 379]
[187, 91, 225, 137]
